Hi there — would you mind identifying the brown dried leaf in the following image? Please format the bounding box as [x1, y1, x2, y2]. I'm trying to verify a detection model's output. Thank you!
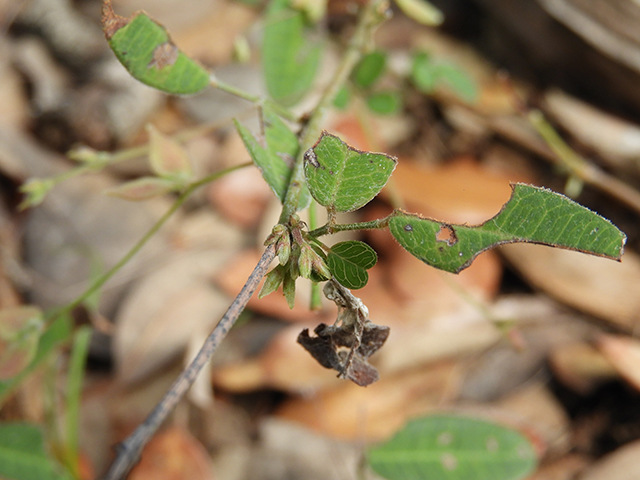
[598, 335, 640, 392]
[129, 427, 213, 480]
[501, 245, 640, 329]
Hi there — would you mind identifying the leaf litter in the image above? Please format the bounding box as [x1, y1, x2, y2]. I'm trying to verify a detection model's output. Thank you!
[3, 1, 640, 479]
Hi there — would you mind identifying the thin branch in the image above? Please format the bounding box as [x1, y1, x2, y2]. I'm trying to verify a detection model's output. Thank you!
[45, 162, 252, 326]
[102, 244, 275, 480]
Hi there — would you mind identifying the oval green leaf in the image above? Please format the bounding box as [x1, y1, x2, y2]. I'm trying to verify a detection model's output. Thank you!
[263, 0, 322, 106]
[0, 423, 73, 480]
[389, 183, 627, 273]
[327, 240, 378, 290]
[368, 415, 537, 480]
[304, 131, 397, 212]
[327, 241, 377, 289]
[353, 51, 387, 89]
[103, 1, 209, 95]
[366, 91, 403, 115]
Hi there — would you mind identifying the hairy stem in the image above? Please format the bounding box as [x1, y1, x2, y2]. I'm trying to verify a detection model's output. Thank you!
[308, 216, 391, 238]
[278, 0, 390, 224]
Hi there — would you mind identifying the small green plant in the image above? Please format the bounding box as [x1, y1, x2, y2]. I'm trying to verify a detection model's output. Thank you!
[4, 0, 627, 479]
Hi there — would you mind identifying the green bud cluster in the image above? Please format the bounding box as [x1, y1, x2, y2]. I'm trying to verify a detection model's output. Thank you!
[259, 218, 332, 308]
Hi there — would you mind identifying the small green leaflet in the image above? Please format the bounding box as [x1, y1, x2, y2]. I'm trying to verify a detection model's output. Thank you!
[102, 1, 209, 95]
[0, 423, 73, 480]
[327, 241, 377, 289]
[263, 0, 322, 106]
[366, 91, 403, 115]
[304, 131, 397, 212]
[235, 108, 310, 209]
[411, 51, 478, 103]
[368, 415, 537, 480]
[389, 183, 626, 274]
[352, 51, 387, 89]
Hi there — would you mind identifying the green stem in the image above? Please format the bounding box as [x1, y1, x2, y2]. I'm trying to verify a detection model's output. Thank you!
[308, 216, 391, 238]
[211, 77, 299, 122]
[45, 162, 252, 324]
[278, 0, 390, 224]
[64, 326, 92, 479]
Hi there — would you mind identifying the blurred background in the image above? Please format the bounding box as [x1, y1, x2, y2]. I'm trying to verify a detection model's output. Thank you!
[2, 0, 640, 479]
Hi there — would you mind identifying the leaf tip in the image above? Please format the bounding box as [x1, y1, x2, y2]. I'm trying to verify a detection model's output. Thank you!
[101, 0, 128, 39]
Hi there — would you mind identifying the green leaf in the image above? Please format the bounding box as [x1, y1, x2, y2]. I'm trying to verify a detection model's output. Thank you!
[102, 2, 209, 95]
[411, 51, 437, 93]
[263, 0, 322, 106]
[353, 51, 387, 89]
[389, 183, 627, 274]
[0, 423, 73, 480]
[327, 241, 377, 289]
[0, 315, 72, 405]
[368, 415, 537, 480]
[411, 52, 478, 102]
[435, 63, 478, 102]
[333, 86, 351, 110]
[234, 108, 310, 209]
[304, 131, 397, 212]
[366, 91, 402, 115]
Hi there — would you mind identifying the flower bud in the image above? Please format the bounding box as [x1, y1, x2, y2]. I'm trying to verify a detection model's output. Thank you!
[276, 232, 291, 266]
[283, 272, 296, 309]
[259, 265, 285, 299]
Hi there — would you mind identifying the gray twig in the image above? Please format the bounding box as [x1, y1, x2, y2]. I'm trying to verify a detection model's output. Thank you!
[102, 244, 276, 480]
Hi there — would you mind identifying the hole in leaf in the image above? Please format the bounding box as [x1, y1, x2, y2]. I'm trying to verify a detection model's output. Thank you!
[436, 224, 458, 246]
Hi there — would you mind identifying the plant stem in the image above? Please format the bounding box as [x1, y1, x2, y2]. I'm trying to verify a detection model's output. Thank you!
[103, 243, 276, 480]
[308, 216, 391, 238]
[63, 326, 92, 478]
[103, 1, 390, 477]
[45, 162, 252, 325]
[210, 76, 299, 122]
[278, 0, 391, 224]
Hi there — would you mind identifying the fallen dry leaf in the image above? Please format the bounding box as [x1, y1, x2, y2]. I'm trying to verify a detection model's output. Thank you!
[114, 250, 232, 384]
[527, 454, 590, 480]
[129, 427, 214, 480]
[548, 342, 618, 394]
[275, 361, 460, 441]
[501, 245, 640, 330]
[581, 439, 640, 480]
[598, 335, 640, 392]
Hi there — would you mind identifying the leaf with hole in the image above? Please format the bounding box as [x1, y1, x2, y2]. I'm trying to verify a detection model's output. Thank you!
[389, 183, 626, 274]
[0, 423, 73, 480]
[263, 0, 322, 106]
[327, 241, 377, 289]
[102, 1, 209, 95]
[304, 131, 397, 212]
[368, 415, 537, 480]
